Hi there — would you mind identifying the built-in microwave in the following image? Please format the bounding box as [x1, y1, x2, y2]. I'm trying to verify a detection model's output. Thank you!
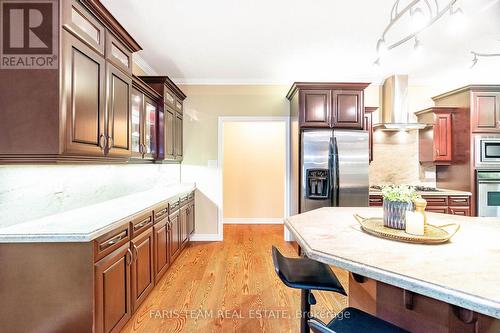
[475, 135, 500, 168]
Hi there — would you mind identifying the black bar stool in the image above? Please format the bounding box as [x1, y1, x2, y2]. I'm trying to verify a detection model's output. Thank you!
[272, 246, 346, 333]
[272, 246, 408, 333]
[308, 308, 408, 333]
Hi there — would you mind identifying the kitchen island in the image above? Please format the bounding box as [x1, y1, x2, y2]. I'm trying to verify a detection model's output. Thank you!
[285, 207, 500, 333]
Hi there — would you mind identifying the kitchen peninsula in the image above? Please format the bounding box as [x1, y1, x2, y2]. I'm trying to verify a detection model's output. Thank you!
[285, 207, 500, 333]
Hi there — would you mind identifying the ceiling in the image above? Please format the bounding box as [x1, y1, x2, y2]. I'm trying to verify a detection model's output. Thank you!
[102, 0, 500, 89]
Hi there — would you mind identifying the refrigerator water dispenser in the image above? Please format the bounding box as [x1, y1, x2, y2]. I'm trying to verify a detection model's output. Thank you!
[306, 169, 330, 199]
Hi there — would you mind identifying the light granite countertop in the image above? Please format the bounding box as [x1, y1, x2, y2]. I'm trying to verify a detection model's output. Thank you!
[0, 183, 195, 243]
[285, 207, 500, 319]
[369, 188, 472, 196]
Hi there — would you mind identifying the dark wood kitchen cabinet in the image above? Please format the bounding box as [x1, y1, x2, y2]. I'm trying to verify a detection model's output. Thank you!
[106, 63, 132, 158]
[139, 76, 187, 162]
[369, 194, 471, 216]
[164, 108, 176, 159]
[169, 209, 182, 261]
[471, 91, 500, 132]
[364, 107, 377, 163]
[131, 77, 161, 160]
[332, 90, 364, 128]
[300, 90, 332, 127]
[153, 204, 170, 283]
[187, 194, 196, 235]
[288, 82, 370, 130]
[130, 227, 154, 312]
[94, 242, 132, 333]
[180, 204, 188, 247]
[175, 112, 184, 161]
[0, 0, 142, 163]
[0, 191, 197, 332]
[416, 107, 455, 165]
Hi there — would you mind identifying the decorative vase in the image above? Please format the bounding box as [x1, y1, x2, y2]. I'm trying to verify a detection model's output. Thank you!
[383, 200, 414, 230]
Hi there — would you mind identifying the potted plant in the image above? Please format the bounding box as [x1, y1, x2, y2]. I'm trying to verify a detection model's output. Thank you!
[381, 185, 420, 230]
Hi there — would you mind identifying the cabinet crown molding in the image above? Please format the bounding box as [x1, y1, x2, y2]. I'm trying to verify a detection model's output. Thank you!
[286, 82, 371, 100]
[139, 76, 187, 100]
[80, 0, 142, 52]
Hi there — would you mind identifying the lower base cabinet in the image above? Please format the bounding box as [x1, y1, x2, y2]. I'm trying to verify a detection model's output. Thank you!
[0, 191, 195, 333]
[153, 213, 170, 283]
[369, 194, 471, 216]
[170, 209, 181, 261]
[131, 228, 155, 312]
[94, 242, 132, 333]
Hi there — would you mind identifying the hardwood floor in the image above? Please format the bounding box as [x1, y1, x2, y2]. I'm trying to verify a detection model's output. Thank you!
[120, 224, 348, 333]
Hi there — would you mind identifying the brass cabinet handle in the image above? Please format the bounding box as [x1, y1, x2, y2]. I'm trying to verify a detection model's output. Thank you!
[134, 217, 151, 230]
[99, 134, 106, 151]
[132, 245, 138, 262]
[155, 209, 167, 219]
[107, 135, 113, 150]
[99, 230, 127, 251]
[126, 248, 133, 265]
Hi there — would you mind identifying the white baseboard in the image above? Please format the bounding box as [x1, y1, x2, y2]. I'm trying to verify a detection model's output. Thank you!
[223, 218, 284, 224]
[190, 233, 223, 242]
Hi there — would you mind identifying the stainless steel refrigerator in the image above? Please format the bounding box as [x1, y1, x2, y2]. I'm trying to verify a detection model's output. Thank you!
[299, 129, 369, 213]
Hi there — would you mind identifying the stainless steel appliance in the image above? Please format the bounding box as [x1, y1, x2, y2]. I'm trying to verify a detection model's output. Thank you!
[475, 135, 500, 169]
[477, 171, 500, 217]
[300, 129, 369, 213]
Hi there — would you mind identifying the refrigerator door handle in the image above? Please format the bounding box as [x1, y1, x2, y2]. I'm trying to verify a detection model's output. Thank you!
[328, 137, 334, 206]
[333, 136, 340, 207]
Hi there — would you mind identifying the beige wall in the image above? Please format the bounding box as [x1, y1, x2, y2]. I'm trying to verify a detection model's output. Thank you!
[223, 121, 285, 219]
[180, 85, 290, 236]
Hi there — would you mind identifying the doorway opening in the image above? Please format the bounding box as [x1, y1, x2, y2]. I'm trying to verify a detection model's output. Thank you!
[218, 117, 289, 240]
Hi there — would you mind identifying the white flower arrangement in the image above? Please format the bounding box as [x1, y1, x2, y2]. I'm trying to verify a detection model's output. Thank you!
[381, 185, 421, 203]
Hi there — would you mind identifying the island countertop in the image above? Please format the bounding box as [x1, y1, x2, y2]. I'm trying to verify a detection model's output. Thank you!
[285, 207, 500, 319]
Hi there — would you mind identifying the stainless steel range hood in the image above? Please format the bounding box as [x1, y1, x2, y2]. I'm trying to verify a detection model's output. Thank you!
[376, 75, 426, 131]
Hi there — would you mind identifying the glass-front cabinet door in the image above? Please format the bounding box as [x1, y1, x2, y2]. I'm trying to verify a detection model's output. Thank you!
[131, 88, 143, 157]
[143, 96, 157, 158]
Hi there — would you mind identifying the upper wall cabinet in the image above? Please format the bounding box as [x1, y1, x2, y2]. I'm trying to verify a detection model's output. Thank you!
[131, 77, 161, 160]
[300, 90, 332, 127]
[416, 107, 457, 165]
[471, 91, 500, 133]
[139, 76, 187, 162]
[0, 0, 141, 163]
[288, 83, 370, 130]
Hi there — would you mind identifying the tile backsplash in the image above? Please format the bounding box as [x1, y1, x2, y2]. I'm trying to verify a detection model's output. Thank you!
[369, 130, 436, 186]
[0, 164, 180, 228]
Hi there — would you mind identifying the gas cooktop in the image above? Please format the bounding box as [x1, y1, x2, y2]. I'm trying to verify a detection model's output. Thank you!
[370, 185, 440, 192]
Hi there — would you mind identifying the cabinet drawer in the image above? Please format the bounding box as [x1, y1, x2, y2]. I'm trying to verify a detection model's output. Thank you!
[131, 212, 153, 237]
[153, 205, 168, 222]
[94, 223, 130, 261]
[449, 206, 470, 216]
[421, 196, 448, 206]
[448, 196, 470, 206]
[369, 195, 383, 206]
[169, 198, 180, 213]
[188, 192, 195, 201]
[425, 206, 448, 214]
[105, 30, 132, 75]
[180, 194, 189, 206]
[63, 0, 105, 55]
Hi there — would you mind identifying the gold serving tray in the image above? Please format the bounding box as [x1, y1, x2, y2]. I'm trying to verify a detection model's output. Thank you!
[353, 214, 460, 244]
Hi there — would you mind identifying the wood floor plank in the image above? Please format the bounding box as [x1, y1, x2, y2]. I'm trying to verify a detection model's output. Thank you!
[120, 224, 348, 333]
